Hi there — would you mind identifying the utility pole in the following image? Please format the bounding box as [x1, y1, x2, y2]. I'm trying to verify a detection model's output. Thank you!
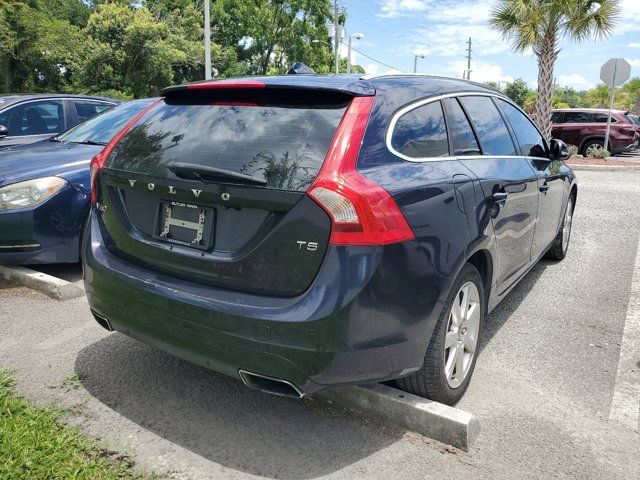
[204, 0, 212, 79]
[463, 37, 472, 80]
[333, 0, 339, 74]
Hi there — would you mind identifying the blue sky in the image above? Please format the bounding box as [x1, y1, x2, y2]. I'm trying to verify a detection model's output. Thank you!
[340, 0, 640, 90]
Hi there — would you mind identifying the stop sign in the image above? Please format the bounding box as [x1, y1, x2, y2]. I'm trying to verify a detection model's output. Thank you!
[600, 58, 631, 87]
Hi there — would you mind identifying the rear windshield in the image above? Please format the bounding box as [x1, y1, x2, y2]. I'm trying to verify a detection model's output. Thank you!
[106, 94, 348, 192]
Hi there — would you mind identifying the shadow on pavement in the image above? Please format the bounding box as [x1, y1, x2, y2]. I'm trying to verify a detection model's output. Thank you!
[478, 259, 549, 355]
[75, 334, 402, 479]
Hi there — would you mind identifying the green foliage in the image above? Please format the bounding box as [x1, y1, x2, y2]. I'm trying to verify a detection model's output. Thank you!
[0, 0, 337, 96]
[504, 78, 529, 106]
[0, 369, 153, 479]
[586, 144, 610, 158]
[567, 144, 579, 156]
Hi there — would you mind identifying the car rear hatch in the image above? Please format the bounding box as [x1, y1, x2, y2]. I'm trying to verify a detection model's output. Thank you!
[95, 81, 368, 296]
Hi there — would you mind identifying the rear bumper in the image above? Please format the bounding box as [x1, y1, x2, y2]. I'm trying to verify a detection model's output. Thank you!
[83, 214, 444, 395]
[0, 185, 88, 265]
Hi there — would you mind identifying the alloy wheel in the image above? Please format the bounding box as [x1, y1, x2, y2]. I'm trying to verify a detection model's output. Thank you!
[444, 281, 481, 388]
[562, 198, 573, 252]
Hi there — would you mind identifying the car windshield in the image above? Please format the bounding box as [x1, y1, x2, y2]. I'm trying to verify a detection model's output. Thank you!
[55, 100, 153, 145]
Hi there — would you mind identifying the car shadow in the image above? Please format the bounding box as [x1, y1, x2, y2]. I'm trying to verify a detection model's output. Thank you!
[477, 259, 550, 355]
[75, 334, 403, 479]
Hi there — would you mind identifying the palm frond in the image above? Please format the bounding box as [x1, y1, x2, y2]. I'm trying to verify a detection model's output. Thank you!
[565, 0, 620, 41]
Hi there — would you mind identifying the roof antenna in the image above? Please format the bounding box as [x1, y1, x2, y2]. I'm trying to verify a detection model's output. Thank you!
[287, 62, 316, 75]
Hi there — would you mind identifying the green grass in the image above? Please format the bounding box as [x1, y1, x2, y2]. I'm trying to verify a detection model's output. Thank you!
[0, 370, 153, 480]
[60, 372, 83, 390]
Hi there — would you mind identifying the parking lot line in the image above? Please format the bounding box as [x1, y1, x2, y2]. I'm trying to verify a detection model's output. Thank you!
[609, 235, 640, 431]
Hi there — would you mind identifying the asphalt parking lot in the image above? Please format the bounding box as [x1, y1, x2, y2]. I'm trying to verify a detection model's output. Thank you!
[1, 169, 639, 479]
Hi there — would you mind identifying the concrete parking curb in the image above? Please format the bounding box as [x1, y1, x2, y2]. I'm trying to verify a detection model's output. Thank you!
[569, 164, 640, 172]
[319, 383, 480, 451]
[0, 265, 84, 301]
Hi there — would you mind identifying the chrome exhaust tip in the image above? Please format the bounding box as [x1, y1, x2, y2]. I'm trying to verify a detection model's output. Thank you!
[90, 310, 113, 332]
[238, 370, 304, 398]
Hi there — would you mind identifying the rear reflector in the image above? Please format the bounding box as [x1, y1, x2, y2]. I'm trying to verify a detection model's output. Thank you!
[90, 99, 161, 203]
[308, 96, 415, 246]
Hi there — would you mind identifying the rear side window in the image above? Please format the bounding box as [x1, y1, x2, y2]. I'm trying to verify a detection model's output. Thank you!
[443, 98, 481, 156]
[497, 99, 547, 158]
[459, 96, 516, 156]
[74, 100, 113, 122]
[107, 96, 348, 192]
[390, 101, 449, 158]
[593, 112, 614, 123]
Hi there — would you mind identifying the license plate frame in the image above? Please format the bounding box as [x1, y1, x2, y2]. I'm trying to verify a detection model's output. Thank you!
[155, 201, 214, 251]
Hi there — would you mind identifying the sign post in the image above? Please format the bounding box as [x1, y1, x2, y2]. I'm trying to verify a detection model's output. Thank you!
[600, 58, 631, 152]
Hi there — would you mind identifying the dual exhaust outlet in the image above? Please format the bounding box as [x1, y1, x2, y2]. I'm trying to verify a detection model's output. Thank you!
[91, 310, 303, 398]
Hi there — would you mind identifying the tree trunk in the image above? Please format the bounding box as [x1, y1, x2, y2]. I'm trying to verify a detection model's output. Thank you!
[534, 31, 559, 140]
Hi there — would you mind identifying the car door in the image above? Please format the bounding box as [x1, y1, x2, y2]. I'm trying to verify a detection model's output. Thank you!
[497, 99, 565, 260]
[454, 95, 539, 293]
[0, 99, 65, 147]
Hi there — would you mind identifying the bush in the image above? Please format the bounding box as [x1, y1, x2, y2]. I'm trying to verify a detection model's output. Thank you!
[568, 145, 579, 156]
[586, 145, 611, 159]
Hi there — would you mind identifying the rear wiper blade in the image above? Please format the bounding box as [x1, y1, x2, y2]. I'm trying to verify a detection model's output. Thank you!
[167, 162, 267, 186]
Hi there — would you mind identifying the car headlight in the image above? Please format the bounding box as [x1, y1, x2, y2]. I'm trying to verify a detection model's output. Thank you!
[0, 177, 67, 211]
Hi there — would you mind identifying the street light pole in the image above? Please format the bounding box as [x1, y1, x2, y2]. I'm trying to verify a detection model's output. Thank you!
[347, 33, 364, 74]
[334, 0, 339, 74]
[413, 53, 426, 73]
[204, 0, 212, 80]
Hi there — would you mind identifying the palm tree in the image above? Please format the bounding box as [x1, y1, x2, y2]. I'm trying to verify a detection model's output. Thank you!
[490, 0, 620, 139]
[621, 77, 640, 114]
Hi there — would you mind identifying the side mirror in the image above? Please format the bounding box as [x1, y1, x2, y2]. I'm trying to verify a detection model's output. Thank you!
[549, 138, 569, 161]
[0, 125, 7, 138]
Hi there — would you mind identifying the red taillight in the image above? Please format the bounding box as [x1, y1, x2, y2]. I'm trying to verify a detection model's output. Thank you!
[307, 96, 415, 246]
[90, 99, 161, 203]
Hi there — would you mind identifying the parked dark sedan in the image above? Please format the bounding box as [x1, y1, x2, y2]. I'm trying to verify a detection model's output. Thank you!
[83, 74, 576, 405]
[0, 99, 155, 265]
[0, 94, 120, 148]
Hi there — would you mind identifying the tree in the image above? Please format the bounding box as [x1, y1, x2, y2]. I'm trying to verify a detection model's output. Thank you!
[504, 78, 530, 106]
[490, 0, 620, 139]
[587, 83, 612, 108]
[621, 77, 640, 114]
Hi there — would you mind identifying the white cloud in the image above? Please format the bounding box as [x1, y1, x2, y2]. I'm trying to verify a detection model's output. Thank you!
[628, 43, 640, 48]
[626, 58, 640, 68]
[364, 63, 380, 75]
[404, 0, 512, 58]
[441, 60, 514, 83]
[617, 0, 640, 35]
[378, 0, 428, 18]
[557, 74, 594, 91]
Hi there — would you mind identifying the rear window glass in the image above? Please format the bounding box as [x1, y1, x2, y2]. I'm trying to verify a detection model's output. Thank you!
[106, 96, 348, 192]
[391, 100, 449, 158]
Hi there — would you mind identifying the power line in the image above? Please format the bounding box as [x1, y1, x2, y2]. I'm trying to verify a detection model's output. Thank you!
[347, 44, 404, 72]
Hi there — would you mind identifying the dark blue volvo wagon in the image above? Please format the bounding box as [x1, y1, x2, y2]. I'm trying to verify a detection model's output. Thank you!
[83, 74, 576, 405]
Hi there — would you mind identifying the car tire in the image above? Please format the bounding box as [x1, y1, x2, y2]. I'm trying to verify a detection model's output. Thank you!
[545, 194, 575, 261]
[396, 263, 484, 405]
[581, 139, 604, 156]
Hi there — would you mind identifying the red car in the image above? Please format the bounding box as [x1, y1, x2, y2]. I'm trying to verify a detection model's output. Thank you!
[550, 108, 639, 156]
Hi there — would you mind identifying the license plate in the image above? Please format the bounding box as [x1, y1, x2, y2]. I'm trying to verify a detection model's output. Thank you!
[156, 201, 214, 250]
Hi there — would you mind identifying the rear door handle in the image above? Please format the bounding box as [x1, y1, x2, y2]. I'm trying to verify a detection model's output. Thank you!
[539, 184, 550, 193]
[492, 192, 509, 202]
